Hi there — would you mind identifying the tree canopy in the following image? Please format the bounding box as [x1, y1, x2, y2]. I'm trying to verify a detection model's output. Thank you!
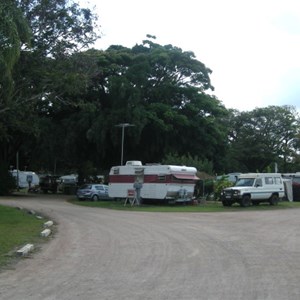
[0, 0, 99, 167]
[28, 38, 229, 173]
[1, 1, 300, 187]
[0, 0, 31, 109]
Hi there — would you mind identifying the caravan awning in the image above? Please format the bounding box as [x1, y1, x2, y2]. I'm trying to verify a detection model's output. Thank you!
[173, 174, 199, 180]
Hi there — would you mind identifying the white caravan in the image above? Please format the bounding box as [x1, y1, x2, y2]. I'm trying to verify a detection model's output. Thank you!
[108, 161, 199, 203]
[10, 170, 40, 190]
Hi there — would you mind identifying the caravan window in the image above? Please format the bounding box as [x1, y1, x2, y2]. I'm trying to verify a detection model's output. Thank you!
[135, 168, 144, 175]
[158, 175, 166, 181]
[171, 175, 184, 183]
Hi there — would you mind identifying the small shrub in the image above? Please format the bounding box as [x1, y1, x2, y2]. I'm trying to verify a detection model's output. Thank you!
[214, 176, 234, 201]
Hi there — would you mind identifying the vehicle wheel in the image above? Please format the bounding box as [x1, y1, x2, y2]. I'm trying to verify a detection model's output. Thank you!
[222, 199, 232, 207]
[270, 194, 279, 206]
[240, 195, 251, 207]
[92, 195, 99, 201]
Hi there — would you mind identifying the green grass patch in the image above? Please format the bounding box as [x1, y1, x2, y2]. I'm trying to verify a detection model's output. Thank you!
[69, 199, 300, 212]
[0, 205, 45, 268]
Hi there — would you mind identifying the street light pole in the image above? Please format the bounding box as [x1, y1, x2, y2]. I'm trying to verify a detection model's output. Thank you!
[16, 151, 19, 191]
[115, 123, 134, 165]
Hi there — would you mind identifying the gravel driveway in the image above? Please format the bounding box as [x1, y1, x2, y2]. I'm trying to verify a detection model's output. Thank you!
[0, 195, 300, 300]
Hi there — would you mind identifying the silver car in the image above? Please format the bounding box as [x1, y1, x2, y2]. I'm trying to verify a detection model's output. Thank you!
[76, 184, 109, 201]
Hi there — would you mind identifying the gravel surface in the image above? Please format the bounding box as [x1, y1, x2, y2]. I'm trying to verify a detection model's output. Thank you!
[0, 195, 300, 300]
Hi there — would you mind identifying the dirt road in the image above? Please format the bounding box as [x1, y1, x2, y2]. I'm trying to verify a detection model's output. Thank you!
[0, 195, 300, 300]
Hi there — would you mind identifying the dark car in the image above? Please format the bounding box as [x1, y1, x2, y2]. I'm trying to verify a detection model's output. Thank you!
[76, 184, 109, 201]
[39, 175, 59, 193]
[291, 176, 300, 201]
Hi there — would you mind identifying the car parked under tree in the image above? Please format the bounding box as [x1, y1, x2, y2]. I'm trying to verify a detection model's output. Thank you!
[76, 184, 109, 201]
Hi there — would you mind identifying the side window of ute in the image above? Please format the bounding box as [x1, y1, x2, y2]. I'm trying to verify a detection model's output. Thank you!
[265, 177, 274, 185]
[274, 177, 282, 184]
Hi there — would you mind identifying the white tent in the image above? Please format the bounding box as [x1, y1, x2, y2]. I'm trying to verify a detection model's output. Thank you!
[283, 179, 293, 201]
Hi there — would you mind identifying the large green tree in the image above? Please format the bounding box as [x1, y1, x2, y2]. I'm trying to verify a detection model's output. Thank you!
[0, 0, 32, 185]
[28, 49, 105, 174]
[52, 38, 229, 170]
[0, 0, 31, 95]
[28, 38, 229, 173]
[0, 0, 32, 193]
[17, 0, 99, 56]
[1, 0, 99, 170]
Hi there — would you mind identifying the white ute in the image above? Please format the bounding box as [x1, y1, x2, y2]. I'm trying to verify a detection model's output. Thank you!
[221, 173, 285, 207]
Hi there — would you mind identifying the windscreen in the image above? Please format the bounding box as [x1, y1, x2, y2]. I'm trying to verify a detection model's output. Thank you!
[235, 178, 255, 187]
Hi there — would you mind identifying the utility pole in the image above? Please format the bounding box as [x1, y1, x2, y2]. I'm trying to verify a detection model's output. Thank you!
[115, 123, 135, 165]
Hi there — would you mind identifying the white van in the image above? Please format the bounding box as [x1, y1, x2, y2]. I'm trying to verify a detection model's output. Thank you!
[221, 173, 285, 207]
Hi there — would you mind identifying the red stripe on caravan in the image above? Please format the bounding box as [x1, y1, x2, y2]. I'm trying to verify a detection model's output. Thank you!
[109, 174, 197, 184]
[109, 175, 159, 183]
[109, 175, 135, 183]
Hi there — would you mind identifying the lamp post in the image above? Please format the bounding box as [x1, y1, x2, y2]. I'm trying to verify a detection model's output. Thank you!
[16, 152, 19, 191]
[115, 123, 134, 165]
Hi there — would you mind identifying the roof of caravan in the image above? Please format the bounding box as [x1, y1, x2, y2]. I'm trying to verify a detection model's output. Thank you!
[109, 163, 197, 175]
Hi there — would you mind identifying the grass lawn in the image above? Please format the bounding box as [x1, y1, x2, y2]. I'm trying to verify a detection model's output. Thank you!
[0, 205, 45, 269]
[69, 199, 300, 212]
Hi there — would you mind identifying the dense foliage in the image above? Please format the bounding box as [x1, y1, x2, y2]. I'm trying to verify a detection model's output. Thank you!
[1, 1, 300, 195]
[0, 163, 16, 195]
[225, 106, 300, 172]
[0, 0, 99, 168]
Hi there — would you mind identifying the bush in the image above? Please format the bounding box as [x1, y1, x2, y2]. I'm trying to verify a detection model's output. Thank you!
[0, 163, 16, 195]
[214, 176, 234, 201]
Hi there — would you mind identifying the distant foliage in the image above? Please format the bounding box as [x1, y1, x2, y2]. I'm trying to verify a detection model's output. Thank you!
[225, 106, 300, 173]
[162, 153, 214, 174]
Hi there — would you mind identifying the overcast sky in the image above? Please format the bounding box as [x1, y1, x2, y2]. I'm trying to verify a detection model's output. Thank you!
[81, 0, 300, 112]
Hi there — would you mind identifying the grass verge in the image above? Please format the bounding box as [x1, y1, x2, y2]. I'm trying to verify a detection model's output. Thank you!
[69, 199, 300, 212]
[0, 205, 45, 269]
